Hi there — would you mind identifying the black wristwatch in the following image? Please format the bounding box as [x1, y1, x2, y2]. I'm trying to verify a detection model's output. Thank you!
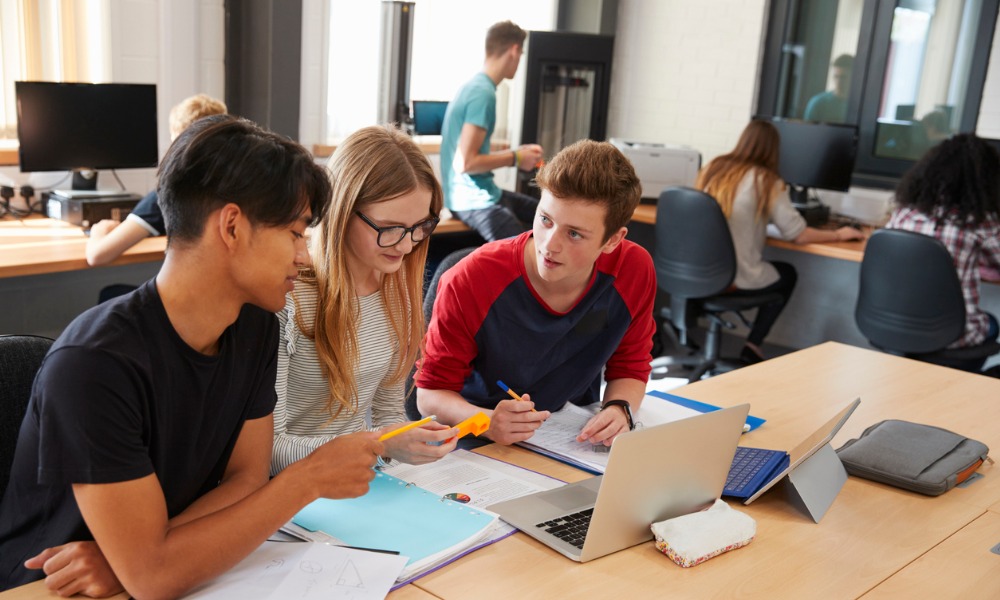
[600, 399, 635, 431]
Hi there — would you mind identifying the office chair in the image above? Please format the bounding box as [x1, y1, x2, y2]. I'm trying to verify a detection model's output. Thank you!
[650, 187, 783, 382]
[0, 334, 53, 500]
[405, 246, 478, 421]
[855, 229, 1000, 371]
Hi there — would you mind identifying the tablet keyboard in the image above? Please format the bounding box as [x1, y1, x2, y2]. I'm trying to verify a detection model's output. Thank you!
[724, 446, 787, 498]
[536, 507, 593, 549]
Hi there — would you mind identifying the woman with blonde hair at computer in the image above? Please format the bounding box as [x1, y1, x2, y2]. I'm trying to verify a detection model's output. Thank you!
[696, 119, 863, 364]
[271, 124, 458, 474]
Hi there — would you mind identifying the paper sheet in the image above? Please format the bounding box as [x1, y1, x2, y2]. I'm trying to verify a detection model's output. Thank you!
[184, 540, 407, 600]
[517, 394, 704, 473]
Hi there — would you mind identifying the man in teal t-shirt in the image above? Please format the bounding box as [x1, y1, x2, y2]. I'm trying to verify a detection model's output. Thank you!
[440, 20, 543, 241]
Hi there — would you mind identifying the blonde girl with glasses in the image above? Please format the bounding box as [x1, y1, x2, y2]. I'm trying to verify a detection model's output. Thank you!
[271, 125, 458, 474]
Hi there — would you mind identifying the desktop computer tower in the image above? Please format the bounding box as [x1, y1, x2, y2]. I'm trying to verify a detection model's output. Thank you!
[45, 191, 142, 229]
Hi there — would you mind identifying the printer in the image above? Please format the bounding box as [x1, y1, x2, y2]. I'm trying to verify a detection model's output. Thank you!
[609, 138, 701, 201]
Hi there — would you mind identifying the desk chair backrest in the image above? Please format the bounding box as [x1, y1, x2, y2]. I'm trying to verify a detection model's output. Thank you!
[654, 187, 736, 300]
[405, 246, 478, 421]
[856, 229, 965, 354]
[0, 334, 53, 500]
[654, 186, 737, 336]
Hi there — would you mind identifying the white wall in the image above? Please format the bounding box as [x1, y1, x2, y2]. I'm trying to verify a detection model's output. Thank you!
[608, 0, 767, 164]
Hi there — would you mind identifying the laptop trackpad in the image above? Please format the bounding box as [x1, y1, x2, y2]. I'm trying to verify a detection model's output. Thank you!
[543, 480, 600, 511]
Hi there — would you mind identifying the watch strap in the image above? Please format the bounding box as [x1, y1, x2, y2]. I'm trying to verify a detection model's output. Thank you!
[600, 399, 635, 431]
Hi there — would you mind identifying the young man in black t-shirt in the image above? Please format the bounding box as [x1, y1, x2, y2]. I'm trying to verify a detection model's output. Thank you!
[0, 115, 385, 598]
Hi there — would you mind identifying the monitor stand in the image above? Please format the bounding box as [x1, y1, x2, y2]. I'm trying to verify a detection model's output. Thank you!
[789, 185, 830, 227]
[71, 168, 99, 191]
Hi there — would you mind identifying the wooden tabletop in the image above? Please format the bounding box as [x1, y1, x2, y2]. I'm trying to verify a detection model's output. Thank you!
[412, 342, 1000, 599]
[0, 216, 167, 278]
[1, 201, 872, 279]
[629, 202, 868, 261]
[4, 343, 998, 599]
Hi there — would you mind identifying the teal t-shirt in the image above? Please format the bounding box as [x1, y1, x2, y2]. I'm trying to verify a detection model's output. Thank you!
[440, 72, 501, 211]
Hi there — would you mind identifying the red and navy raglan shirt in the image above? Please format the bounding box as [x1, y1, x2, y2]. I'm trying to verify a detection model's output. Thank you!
[416, 231, 656, 412]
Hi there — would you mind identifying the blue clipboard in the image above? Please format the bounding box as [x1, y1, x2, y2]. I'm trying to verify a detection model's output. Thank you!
[646, 390, 766, 431]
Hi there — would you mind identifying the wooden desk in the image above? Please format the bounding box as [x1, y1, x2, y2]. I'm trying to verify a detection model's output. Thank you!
[413, 342, 1000, 599]
[0, 214, 472, 279]
[630, 202, 868, 261]
[863, 510, 1000, 598]
[0, 571, 438, 599]
[4, 343, 998, 599]
[0, 216, 167, 278]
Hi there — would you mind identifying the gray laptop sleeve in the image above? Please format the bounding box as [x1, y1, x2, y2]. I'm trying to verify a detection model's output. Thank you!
[835, 419, 990, 496]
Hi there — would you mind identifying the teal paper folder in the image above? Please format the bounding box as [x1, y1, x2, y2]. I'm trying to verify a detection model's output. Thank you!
[292, 470, 497, 578]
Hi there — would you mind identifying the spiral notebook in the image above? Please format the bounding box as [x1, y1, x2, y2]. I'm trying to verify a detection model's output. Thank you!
[291, 470, 498, 583]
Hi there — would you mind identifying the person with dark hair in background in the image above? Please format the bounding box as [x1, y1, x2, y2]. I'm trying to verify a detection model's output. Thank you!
[696, 120, 864, 364]
[804, 54, 854, 123]
[0, 115, 383, 598]
[920, 109, 952, 143]
[440, 20, 544, 241]
[886, 133, 1000, 371]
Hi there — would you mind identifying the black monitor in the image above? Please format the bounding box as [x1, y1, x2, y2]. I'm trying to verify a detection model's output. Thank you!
[411, 100, 448, 136]
[768, 118, 859, 206]
[15, 81, 158, 190]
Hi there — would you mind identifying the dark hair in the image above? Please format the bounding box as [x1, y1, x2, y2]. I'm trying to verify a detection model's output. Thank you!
[832, 54, 854, 70]
[535, 139, 641, 241]
[157, 114, 332, 243]
[894, 133, 1000, 225]
[485, 21, 526, 57]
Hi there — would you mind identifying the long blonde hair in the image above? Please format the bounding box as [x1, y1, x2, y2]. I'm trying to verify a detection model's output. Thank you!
[299, 125, 442, 418]
[695, 120, 784, 219]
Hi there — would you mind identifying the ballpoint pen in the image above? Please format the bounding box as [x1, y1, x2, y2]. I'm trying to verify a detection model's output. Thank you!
[496, 380, 536, 412]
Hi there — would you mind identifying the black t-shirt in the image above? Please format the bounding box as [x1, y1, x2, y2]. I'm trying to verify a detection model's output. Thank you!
[128, 190, 165, 236]
[0, 279, 278, 589]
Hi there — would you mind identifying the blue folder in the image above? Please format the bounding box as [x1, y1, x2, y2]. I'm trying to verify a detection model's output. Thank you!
[292, 470, 496, 569]
[646, 390, 766, 431]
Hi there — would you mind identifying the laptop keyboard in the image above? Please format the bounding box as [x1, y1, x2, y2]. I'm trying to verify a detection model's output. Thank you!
[724, 446, 785, 497]
[536, 507, 593, 549]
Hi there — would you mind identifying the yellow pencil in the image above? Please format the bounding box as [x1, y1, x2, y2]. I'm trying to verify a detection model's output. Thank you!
[379, 416, 436, 441]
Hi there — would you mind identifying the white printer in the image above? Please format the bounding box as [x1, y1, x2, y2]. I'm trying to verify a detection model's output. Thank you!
[609, 138, 701, 200]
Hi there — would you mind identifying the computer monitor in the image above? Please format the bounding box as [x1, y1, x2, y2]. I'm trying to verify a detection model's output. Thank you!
[411, 100, 448, 136]
[768, 118, 859, 206]
[15, 81, 158, 190]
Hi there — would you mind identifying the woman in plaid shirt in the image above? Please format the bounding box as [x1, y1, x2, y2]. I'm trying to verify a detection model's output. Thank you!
[886, 134, 1000, 370]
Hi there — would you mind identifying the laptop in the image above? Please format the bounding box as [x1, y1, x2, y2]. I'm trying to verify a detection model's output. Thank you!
[488, 404, 750, 562]
[725, 398, 860, 505]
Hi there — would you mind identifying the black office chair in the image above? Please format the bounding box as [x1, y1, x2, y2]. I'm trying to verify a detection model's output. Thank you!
[404, 246, 478, 420]
[0, 334, 53, 500]
[855, 228, 1000, 370]
[650, 187, 783, 382]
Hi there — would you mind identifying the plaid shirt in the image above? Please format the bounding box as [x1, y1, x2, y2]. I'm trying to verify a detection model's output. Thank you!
[887, 206, 1000, 347]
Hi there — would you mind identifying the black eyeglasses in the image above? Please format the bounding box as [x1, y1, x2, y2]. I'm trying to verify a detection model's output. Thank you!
[355, 211, 440, 248]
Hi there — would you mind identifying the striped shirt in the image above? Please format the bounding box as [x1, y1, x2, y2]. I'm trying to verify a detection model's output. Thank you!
[271, 280, 403, 475]
[886, 206, 1000, 347]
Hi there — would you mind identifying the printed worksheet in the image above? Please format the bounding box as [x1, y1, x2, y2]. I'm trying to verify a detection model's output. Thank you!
[185, 540, 407, 600]
[518, 395, 704, 473]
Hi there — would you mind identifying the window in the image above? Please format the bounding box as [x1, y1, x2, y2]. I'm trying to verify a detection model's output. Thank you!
[757, 0, 999, 187]
[323, 0, 556, 143]
[0, 0, 110, 139]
